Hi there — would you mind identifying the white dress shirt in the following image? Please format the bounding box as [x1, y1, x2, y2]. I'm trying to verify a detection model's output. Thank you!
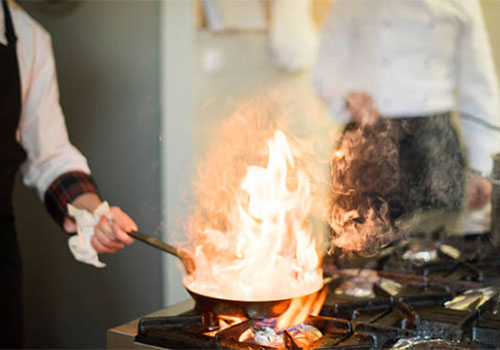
[313, 0, 500, 174]
[1, 1, 91, 199]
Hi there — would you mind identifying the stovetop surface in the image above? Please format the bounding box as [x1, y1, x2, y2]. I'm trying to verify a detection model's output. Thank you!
[134, 233, 500, 349]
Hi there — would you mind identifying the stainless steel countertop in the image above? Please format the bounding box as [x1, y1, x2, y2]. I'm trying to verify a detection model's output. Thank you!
[107, 299, 195, 349]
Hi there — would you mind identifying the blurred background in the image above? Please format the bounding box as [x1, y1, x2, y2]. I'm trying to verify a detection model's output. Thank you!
[11, 0, 500, 348]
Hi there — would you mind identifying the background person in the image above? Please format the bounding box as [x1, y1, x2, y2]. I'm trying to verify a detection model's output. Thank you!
[313, 0, 500, 233]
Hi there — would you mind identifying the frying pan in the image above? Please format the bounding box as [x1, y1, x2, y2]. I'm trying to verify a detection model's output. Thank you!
[128, 231, 324, 318]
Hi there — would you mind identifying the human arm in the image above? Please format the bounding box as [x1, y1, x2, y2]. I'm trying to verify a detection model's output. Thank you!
[18, 23, 135, 253]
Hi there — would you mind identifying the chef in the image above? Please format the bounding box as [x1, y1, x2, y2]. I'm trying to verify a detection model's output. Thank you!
[0, 0, 136, 347]
[313, 0, 500, 226]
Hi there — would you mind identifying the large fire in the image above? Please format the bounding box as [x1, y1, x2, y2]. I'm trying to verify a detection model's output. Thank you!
[182, 105, 323, 303]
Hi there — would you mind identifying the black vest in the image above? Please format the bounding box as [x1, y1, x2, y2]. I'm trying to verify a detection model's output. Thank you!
[0, 1, 25, 347]
[0, 0, 26, 218]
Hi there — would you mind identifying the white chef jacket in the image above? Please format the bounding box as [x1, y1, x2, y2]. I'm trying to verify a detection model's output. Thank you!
[0, 1, 91, 199]
[313, 0, 500, 174]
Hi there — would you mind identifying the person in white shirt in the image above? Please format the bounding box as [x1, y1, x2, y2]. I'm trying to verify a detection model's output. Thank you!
[313, 0, 500, 235]
[0, 1, 136, 346]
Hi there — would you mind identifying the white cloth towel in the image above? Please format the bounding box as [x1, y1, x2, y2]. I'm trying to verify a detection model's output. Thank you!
[67, 202, 110, 268]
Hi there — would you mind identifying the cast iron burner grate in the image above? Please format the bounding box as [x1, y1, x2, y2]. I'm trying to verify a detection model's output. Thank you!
[327, 232, 500, 288]
[135, 289, 500, 349]
[135, 233, 500, 349]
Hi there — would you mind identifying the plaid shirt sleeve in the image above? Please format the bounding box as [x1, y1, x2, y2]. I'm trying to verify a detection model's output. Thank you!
[44, 171, 100, 227]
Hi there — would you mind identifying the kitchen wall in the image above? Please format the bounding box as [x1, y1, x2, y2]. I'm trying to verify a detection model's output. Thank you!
[14, 1, 162, 348]
[482, 0, 500, 80]
[161, 0, 196, 308]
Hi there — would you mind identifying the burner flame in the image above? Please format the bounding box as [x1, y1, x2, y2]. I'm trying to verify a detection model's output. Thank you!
[277, 288, 327, 330]
[237, 311, 324, 348]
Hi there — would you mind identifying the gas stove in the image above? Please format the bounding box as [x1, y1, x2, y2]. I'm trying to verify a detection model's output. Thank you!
[328, 231, 500, 288]
[108, 232, 500, 349]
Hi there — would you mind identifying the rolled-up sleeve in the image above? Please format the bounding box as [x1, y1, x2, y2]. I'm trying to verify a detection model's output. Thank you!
[17, 26, 99, 223]
[44, 171, 99, 226]
[457, 1, 500, 174]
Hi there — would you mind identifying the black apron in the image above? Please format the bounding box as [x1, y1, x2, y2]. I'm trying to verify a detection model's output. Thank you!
[0, 0, 27, 347]
[388, 114, 466, 219]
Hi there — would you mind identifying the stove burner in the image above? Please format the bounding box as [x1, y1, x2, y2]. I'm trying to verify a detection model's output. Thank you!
[332, 269, 380, 298]
[134, 233, 500, 349]
[235, 318, 323, 348]
[136, 290, 500, 349]
[137, 314, 351, 349]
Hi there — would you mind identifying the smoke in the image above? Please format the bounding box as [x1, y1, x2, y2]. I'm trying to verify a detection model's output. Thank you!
[177, 94, 466, 260]
[328, 114, 466, 254]
[328, 120, 400, 253]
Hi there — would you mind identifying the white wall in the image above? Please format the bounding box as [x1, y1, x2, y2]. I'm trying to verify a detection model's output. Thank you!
[193, 31, 334, 155]
[161, 0, 196, 305]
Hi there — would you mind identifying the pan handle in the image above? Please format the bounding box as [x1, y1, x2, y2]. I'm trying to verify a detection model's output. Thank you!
[128, 231, 196, 274]
[128, 231, 179, 258]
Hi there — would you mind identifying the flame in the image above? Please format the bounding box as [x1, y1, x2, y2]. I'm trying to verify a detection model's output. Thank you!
[236, 289, 326, 344]
[183, 104, 323, 302]
[203, 315, 246, 337]
[276, 287, 326, 330]
[218, 315, 246, 329]
[238, 328, 254, 343]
